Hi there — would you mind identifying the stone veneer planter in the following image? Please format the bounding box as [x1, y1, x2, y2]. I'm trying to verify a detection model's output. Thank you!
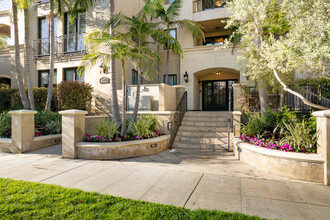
[76, 135, 170, 160]
[233, 138, 325, 183]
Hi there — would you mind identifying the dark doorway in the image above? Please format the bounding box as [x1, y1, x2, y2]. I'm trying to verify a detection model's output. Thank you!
[202, 80, 236, 111]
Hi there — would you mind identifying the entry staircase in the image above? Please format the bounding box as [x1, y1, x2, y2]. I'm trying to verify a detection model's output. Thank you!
[172, 111, 233, 151]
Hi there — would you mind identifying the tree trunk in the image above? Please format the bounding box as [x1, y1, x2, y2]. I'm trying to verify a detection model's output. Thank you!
[260, 52, 329, 110]
[24, 8, 35, 110]
[12, 1, 30, 109]
[121, 60, 127, 136]
[45, 11, 55, 111]
[157, 45, 160, 84]
[280, 89, 285, 108]
[165, 46, 170, 85]
[110, 24, 121, 123]
[258, 83, 269, 113]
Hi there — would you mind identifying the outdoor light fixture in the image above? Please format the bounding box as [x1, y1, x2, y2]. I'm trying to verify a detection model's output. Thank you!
[184, 71, 189, 83]
[216, 71, 222, 75]
[99, 64, 105, 74]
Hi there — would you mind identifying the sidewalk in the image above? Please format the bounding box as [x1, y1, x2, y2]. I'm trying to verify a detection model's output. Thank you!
[0, 145, 329, 220]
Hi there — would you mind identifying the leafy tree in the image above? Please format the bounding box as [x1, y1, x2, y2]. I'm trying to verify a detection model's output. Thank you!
[0, 35, 8, 49]
[145, 0, 204, 84]
[227, 0, 329, 110]
[104, 9, 160, 125]
[79, 31, 158, 136]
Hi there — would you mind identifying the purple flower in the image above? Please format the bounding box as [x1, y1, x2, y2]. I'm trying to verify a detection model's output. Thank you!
[86, 134, 91, 137]
[98, 136, 102, 140]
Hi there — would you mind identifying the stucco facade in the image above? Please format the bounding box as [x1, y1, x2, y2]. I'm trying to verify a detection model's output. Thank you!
[0, 0, 243, 113]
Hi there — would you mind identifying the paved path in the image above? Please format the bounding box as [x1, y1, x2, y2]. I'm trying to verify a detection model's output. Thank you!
[0, 145, 330, 220]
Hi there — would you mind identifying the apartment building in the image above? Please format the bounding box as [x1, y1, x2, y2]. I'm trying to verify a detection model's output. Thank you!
[0, 0, 244, 112]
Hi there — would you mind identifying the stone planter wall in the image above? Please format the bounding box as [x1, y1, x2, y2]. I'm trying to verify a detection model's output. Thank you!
[233, 138, 325, 183]
[76, 135, 170, 160]
[0, 110, 62, 153]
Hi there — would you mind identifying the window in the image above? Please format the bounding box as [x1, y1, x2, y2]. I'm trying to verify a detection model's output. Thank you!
[38, 70, 57, 87]
[132, 69, 143, 85]
[203, 36, 229, 46]
[64, 12, 86, 52]
[202, 0, 227, 10]
[163, 74, 177, 86]
[164, 29, 177, 50]
[64, 68, 84, 83]
[38, 17, 57, 56]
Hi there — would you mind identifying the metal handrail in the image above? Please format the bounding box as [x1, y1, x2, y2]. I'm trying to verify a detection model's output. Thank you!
[33, 33, 86, 58]
[168, 91, 188, 148]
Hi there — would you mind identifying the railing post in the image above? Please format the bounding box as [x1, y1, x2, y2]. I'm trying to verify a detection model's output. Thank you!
[59, 110, 88, 159]
[312, 110, 330, 185]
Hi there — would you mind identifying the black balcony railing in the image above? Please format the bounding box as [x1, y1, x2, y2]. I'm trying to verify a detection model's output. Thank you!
[193, 0, 228, 13]
[33, 33, 86, 58]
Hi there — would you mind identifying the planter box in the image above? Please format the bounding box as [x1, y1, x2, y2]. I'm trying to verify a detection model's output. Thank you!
[76, 135, 170, 160]
[233, 138, 325, 183]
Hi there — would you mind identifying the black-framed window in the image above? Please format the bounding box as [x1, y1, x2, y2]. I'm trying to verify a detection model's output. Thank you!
[64, 12, 86, 53]
[63, 67, 84, 83]
[38, 17, 57, 56]
[38, 70, 57, 87]
[163, 74, 177, 86]
[203, 35, 229, 46]
[132, 69, 143, 85]
[164, 29, 177, 50]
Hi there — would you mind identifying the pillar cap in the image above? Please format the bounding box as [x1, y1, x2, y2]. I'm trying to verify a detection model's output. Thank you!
[59, 110, 88, 115]
[232, 83, 241, 87]
[9, 109, 38, 115]
[312, 110, 330, 118]
[173, 85, 186, 89]
[232, 111, 243, 115]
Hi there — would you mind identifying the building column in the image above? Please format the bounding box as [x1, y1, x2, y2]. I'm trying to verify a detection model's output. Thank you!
[9, 110, 37, 153]
[312, 110, 330, 185]
[232, 111, 242, 138]
[59, 110, 88, 159]
[232, 83, 244, 112]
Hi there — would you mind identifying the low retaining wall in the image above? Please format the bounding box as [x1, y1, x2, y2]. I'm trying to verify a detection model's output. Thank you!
[32, 134, 62, 151]
[76, 135, 170, 160]
[0, 138, 13, 153]
[233, 138, 325, 183]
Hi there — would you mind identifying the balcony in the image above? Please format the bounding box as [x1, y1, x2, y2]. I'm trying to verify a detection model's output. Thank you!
[0, 0, 11, 12]
[193, 0, 230, 21]
[33, 33, 86, 59]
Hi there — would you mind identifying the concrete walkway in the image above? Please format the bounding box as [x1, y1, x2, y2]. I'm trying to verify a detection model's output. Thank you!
[0, 145, 329, 220]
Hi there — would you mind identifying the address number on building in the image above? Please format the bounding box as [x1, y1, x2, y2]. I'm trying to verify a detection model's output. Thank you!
[99, 77, 110, 84]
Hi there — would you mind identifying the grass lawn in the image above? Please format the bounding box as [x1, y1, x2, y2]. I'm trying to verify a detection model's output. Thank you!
[0, 178, 264, 219]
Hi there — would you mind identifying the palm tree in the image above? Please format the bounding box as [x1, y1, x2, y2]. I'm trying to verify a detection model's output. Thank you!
[104, 10, 160, 125]
[12, 0, 30, 109]
[44, 0, 97, 111]
[78, 31, 158, 136]
[145, 0, 204, 84]
[17, 0, 36, 110]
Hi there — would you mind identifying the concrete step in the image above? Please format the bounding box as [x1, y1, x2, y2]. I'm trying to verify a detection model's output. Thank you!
[179, 126, 232, 132]
[181, 121, 228, 127]
[177, 131, 233, 138]
[178, 136, 229, 144]
[185, 111, 230, 117]
[183, 116, 229, 122]
[173, 141, 231, 151]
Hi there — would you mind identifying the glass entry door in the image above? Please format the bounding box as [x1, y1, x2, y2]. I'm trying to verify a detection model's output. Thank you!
[202, 80, 235, 111]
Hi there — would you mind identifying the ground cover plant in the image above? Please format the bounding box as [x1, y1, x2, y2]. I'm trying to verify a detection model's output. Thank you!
[241, 107, 317, 153]
[0, 178, 262, 220]
[86, 115, 163, 143]
[35, 111, 61, 136]
[0, 112, 11, 138]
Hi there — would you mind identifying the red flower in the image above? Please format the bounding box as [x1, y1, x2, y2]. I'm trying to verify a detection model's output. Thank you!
[78, 200, 82, 203]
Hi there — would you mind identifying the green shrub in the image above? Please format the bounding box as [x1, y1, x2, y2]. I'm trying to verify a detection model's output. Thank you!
[0, 112, 11, 138]
[0, 88, 58, 112]
[129, 115, 157, 137]
[35, 111, 61, 135]
[279, 120, 317, 152]
[241, 113, 264, 137]
[96, 119, 120, 139]
[57, 81, 93, 110]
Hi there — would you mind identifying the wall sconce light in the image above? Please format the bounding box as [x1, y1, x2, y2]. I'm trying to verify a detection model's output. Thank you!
[184, 71, 189, 83]
[216, 71, 222, 75]
[99, 64, 107, 74]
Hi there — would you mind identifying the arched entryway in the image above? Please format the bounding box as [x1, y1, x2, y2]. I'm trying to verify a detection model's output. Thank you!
[193, 67, 240, 111]
[0, 24, 11, 38]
